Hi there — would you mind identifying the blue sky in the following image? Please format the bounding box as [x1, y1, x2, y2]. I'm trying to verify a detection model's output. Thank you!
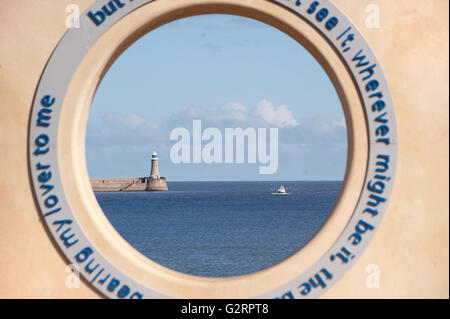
[86, 14, 347, 181]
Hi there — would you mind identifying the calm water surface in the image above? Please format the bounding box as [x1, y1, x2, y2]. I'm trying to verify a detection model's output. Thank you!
[95, 181, 341, 277]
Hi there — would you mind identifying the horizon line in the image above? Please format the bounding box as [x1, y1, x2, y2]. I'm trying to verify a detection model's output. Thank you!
[89, 177, 344, 182]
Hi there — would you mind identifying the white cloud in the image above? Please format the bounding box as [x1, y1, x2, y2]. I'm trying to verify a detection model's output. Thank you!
[183, 102, 249, 126]
[255, 99, 299, 128]
[221, 102, 248, 122]
[310, 119, 332, 133]
[104, 112, 156, 130]
[86, 112, 162, 147]
[332, 116, 346, 128]
[181, 100, 299, 128]
[87, 100, 347, 154]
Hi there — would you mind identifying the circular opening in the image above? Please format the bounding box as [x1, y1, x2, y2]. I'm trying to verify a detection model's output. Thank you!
[86, 14, 348, 278]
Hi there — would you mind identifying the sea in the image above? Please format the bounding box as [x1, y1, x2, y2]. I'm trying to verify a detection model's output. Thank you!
[95, 181, 342, 278]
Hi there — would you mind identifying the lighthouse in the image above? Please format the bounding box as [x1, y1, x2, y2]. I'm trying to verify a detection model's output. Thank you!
[146, 151, 168, 191]
[150, 152, 160, 179]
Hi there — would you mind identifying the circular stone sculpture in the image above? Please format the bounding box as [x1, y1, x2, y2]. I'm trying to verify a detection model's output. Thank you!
[0, 0, 448, 299]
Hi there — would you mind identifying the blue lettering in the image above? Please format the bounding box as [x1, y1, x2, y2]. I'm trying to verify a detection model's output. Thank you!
[307, 1, 319, 14]
[85, 259, 100, 274]
[36, 162, 50, 170]
[41, 95, 55, 107]
[316, 8, 328, 22]
[356, 220, 375, 233]
[87, 0, 127, 26]
[102, 1, 118, 16]
[325, 17, 338, 30]
[375, 155, 390, 173]
[87, 10, 106, 26]
[348, 232, 362, 245]
[107, 278, 120, 292]
[40, 184, 54, 196]
[363, 207, 379, 217]
[367, 193, 386, 207]
[372, 100, 386, 112]
[53, 219, 72, 232]
[370, 91, 384, 100]
[352, 49, 370, 68]
[37, 95, 55, 127]
[375, 112, 388, 123]
[330, 247, 354, 263]
[299, 269, 332, 295]
[37, 108, 52, 127]
[118, 285, 130, 298]
[299, 283, 311, 296]
[60, 228, 79, 247]
[376, 125, 389, 136]
[44, 207, 61, 217]
[366, 79, 379, 92]
[130, 292, 143, 299]
[359, 63, 377, 81]
[98, 273, 110, 285]
[75, 247, 94, 263]
[34, 134, 50, 156]
[44, 195, 58, 208]
[309, 274, 326, 289]
[368, 180, 385, 194]
[38, 171, 52, 183]
[114, 0, 126, 8]
[348, 221, 375, 245]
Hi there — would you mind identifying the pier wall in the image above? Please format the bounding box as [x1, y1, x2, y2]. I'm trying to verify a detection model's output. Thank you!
[90, 178, 147, 192]
[90, 177, 168, 192]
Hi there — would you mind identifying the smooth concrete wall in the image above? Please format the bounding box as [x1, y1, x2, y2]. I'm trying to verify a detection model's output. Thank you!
[0, 0, 448, 298]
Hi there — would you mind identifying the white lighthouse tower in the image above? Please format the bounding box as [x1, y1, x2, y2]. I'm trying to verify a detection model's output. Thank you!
[146, 151, 168, 191]
[150, 152, 160, 179]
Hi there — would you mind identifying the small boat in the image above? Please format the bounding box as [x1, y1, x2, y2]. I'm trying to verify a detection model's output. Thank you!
[277, 185, 286, 194]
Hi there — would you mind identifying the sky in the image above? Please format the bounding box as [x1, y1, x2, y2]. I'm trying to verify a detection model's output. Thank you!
[86, 14, 347, 181]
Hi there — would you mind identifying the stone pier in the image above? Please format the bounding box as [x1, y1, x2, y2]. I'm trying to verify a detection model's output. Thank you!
[90, 152, 168, 192]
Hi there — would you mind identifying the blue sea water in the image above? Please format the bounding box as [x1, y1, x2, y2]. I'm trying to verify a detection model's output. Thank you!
[95, 181, 342, 277]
